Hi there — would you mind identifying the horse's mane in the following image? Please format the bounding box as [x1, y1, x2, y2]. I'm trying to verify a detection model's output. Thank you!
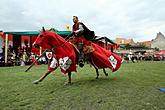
[46, 31, 66, 42]
[42, 31, 73, 51]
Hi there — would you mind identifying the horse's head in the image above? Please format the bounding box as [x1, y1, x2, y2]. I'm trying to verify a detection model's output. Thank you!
[33, 27, 61, 49]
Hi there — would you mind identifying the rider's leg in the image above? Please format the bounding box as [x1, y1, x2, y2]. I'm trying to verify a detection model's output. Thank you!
[77, 43, 84, 67]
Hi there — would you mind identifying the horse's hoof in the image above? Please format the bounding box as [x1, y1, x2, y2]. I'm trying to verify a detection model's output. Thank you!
[64, 82, 72, 86]
[33, 80, 39, 84]
[105, 74, 108, 76]
[79, 63, 84, 68]
[96, 77, 99, 79]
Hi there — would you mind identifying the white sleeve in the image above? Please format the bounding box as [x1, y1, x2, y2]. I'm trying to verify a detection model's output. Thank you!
[74, 24, 84, 34]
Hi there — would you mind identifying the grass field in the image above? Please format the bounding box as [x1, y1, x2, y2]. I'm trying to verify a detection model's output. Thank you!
[0, 61, 165, 110]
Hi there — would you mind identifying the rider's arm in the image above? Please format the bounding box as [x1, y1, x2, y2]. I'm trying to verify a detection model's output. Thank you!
[74, 24, 84, 35]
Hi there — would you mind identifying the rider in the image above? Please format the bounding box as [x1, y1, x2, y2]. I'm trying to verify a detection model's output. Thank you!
[71, 16, 94, 67]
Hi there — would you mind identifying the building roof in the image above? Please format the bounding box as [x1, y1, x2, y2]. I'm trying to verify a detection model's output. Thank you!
[136, 41, 151, 48]
[151, 32, 165, 50]
[154, 32, 165, 41]
[114, 38, 135, 45]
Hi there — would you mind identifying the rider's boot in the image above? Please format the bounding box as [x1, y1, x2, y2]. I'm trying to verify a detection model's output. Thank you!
[77, 43, 84, 67]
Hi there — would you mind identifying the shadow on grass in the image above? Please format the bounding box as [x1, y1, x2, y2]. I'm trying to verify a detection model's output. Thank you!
[57, 76, 125, 89]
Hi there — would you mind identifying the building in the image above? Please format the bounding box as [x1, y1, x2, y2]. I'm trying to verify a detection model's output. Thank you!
[136, 41, 151, 48]
[151, 32, 165, 50]
[114, 38, 135, 45]
[114, 38, 154, 54]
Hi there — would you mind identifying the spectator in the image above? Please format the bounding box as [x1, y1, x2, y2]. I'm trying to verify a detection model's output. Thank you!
[17, 46, 23, 58]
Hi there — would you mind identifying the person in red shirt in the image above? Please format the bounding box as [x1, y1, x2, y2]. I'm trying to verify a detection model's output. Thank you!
[71, 16, 95, 67]
[72, 16, 86, 67]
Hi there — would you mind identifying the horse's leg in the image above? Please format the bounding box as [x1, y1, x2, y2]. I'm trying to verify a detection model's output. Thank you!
[88, 58, 99, 79]
[33, 71, 51, 84]
[90, 63, 99, 79]
[103, 68, 108, 76]
[64, 72, 72, 85]
[68, 72, 72, 84]
[95, 68, 99, 79]
[131, 57, 135, 63]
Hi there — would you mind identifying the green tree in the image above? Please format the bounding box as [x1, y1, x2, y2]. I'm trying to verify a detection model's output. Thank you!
[124, 44, 131, 49]
[139, 44, 147, 48]
[154, 47, 159, 51]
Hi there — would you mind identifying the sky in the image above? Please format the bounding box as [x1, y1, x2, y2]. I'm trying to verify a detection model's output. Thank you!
[0, 0, 165, 42]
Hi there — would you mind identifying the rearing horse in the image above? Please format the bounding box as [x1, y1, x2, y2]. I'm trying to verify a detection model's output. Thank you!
[33, 28, 122, 84]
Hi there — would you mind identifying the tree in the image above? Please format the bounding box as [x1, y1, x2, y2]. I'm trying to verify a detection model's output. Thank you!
[124, 44, 131, 49]
[139, 44, 147, 48]
[154, 47, 159, 51]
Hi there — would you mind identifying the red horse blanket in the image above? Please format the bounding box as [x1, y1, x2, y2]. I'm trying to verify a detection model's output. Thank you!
[91, 43, 122, 72]
[44, 32, 122, 73]
[48, 42, 122, 73]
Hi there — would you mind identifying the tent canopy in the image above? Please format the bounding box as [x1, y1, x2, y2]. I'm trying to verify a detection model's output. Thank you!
[154, 50, 165, 55]
[3, 31, 123, 47]
[4, 31, 71, 36]
[94, 37, 124, 48]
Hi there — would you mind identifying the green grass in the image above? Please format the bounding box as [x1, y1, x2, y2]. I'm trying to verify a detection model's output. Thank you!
[0, 61, 165, 110]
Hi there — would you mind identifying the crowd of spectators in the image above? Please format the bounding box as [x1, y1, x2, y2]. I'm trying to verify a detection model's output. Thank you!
[1, 45, 165, 66]
[0, 45, 48, 66]
[122, 52, 165, 63]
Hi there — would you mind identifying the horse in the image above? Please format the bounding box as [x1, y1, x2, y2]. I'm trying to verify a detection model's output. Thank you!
[33, 28, 122, 84]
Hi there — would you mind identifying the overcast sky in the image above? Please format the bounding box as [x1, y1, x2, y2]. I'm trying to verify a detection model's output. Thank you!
[0, 0, 165, 42]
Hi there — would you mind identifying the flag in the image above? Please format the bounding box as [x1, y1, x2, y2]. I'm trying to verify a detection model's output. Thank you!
[46, 52, 53, 60]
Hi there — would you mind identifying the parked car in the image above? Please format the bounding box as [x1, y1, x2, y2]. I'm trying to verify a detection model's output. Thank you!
[143, 55, 153, 61]
[153, 54, 161, 61]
